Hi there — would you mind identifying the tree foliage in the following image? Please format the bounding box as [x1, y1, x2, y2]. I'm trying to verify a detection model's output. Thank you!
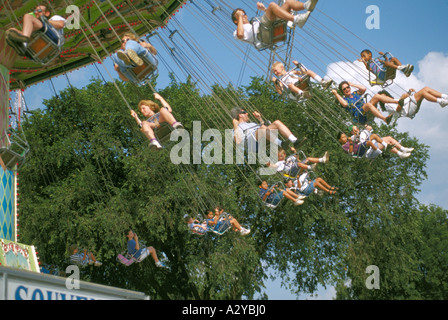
[18, 75, 447, 299]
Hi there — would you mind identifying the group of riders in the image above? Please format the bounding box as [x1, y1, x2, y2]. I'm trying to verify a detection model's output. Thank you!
[7, 1, 447, 268]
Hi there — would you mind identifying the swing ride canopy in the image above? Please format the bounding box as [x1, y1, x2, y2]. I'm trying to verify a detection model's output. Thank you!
[0, 0, 184, 90]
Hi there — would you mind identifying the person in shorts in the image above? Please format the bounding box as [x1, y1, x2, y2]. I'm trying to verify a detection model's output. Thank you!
[296, 172, 337, 196]
[231, 0, 318, 46]
[125, 230, 166, 267]
[338, 127, 413, 160]
[6, 4, 65, 55]
[271, 60, 333, 100]
[130, 93, 184, 150]
[259, 180, 306, 206]
[69, 244, 102, 267]
[338, 131, 384, 159]
[332, 81, 397, 125]
[359, 49, 414, 80]
[112, 32, 158, 83]
[207, 207, 250, 236]
[231, 107, 303, 157]
[377, 87, 448, 119]
[184, 214, 209, 235]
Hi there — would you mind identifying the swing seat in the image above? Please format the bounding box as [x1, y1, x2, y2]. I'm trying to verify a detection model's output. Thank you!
[251, 17, 288, 51]
[275, 63, 313, 103]
[347, 93, 372, 125]
[13, 16, 63, 65]
[295, 75, 311, 92]
[368, 52, 396, 88]
[154, 122, 174, 144]
[0, 129, 30, 170]
[117, 241, 149, 266]
[210, 213, 232, 235]
[189, 214, 208, 236]
[116, 253, 136, 266]
[282, 151, 306, 179]
[282, 161, 300, 179]
[290, 75, 312, 102]
[350, 140, 380, 160]
[261, 182, 285, 209]
[126, 52, 158, 84]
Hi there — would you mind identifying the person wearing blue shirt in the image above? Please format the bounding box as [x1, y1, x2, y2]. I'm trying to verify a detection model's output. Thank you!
[360, 49, 414, 80]
[69, 244, 102, 267]
[112, 32, 158, 83]
[125, 230, 166, 268]
[332, 81, 396, 125]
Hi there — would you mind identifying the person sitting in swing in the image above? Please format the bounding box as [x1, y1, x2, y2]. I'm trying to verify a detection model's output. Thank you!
[332, 81, 400, 125]
[184, 214, 209, 235]
[295, 171, 337, 197]
[337, 125, 413, 159]
[267, 147, 329, 174]
[350, 124, 414, 156]
[231, 107, 304, 156]
[231, 0, 318, 46]
[207, 207, 250, 236]
[359, 49, 414, 80]
[6, 4, 66, 57]
[125, 229, 166, 268]
[337, 131, 384, 159]
[69, 244, 102, 267]
[259, 180, 306, 206]
[130, 93, 183, 150]
[376, 87, 448, 119]
[112, 32, 158, 83]
[271, 60, 333, 100]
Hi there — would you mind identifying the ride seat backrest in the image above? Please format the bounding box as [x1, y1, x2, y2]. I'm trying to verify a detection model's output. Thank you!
[26, 16, 62, 65]
[0, 148, 21, 170]
[349, 93, 370, 115]
[283, 155, 300, 178]
[384, 67, 397, 81]
[155, 122, 173, 144]
[212, 213, 231, 234]
[129, 53, 158, 83]
[251, 17, 287, 50]
[271, 20, 287, 44]
[263, 182, 285, 209]
[117, 253, 136, 266]
[369, 52, 396, 87]
[296, 75, 311, 91]
[28, 36, 55, 61]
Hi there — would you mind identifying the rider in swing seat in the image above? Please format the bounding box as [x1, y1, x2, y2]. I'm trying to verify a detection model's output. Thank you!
[231, 0, 318, 49]
[6, 4, 65, 63]
[112, 32, 158, 84]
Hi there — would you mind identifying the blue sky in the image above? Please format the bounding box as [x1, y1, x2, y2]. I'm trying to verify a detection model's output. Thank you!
[11, 0, 448, 299]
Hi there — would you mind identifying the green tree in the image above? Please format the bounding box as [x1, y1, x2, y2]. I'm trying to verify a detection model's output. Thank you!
[18, 75, 444, 300]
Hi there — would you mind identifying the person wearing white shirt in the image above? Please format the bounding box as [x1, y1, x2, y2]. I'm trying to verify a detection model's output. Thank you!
[231, 0, 318, 46]
[6, 4, 66, 54]
[377, 87, 448, 120]
[231, 107, 303, 155]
